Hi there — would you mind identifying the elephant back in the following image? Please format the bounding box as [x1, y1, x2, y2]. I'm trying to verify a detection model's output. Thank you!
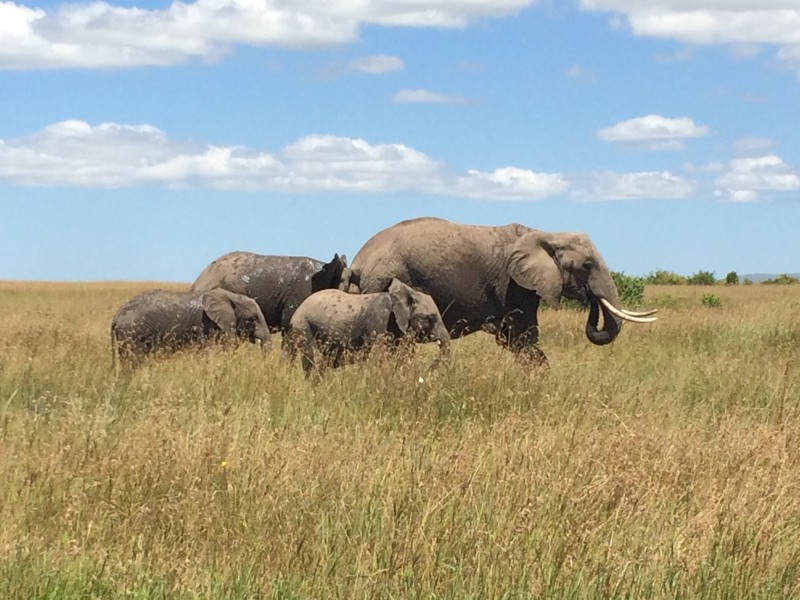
[111, 289, 202, 354]
[192, 251, 333, 331]
[192, 251, 262, 294]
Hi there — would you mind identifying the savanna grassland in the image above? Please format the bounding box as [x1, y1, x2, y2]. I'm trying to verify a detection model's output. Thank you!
[1, 281, 799, 599]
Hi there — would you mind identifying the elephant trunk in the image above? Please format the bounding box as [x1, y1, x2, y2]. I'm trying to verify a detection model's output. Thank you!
[585, 297, 622, 346]
[254, 323, 272, 349]
[432, 321, 451, 357]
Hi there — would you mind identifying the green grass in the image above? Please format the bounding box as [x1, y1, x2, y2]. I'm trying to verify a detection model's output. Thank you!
[1, 281, 799, 598]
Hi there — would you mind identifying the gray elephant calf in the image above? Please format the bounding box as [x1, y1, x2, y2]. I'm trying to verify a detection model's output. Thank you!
[285, 279, 450, 374]
[111, 288, 270, 362]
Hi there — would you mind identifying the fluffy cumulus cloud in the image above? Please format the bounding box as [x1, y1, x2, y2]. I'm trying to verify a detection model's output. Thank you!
[0, 0, 534, 69]
[15, 120, 797, 203]
[598, 115, 710, 150]
[575, 170, 695, 201]
[0, 120, 571, 200]
[456, 167, 569, 200]
[714, 154, 800, 201]
[580, 0, 800, 76]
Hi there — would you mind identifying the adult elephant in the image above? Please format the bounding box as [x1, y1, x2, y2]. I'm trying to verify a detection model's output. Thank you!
[349, 217, 656, 364]
[192, 252, 354, 333]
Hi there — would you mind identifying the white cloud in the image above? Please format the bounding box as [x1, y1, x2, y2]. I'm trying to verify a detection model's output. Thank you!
[575, 170, 695, 200]
[580, 1, 800, 75]
[726, 189, 759, 202]
[581, 1, 800, 45]
[777, 44, 800, 76]
[317, 54, 404, 79]
[348, 55, 404, 74]
[683, 160, 724, 173]
[727, 43, 763, 60]
[0, 120, 568, 201]
[391, 88, 473, 104]
[732, 136, 776, 155]
[598, 115, 710, 143]
[277, 134, 442, 193]
[6, 120, 745, 202]
[28, 120, 800, 204]
[714, 154, 800, 201]
[456, 167, 569, 200]
[0, 0, 534, 69]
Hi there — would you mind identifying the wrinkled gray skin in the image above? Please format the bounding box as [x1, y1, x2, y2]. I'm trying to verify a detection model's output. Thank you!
[111, 288, 270, 361]
[285, 279, 450, 374]
[192, 252, 355, 333]
[350, 217, 625, 365]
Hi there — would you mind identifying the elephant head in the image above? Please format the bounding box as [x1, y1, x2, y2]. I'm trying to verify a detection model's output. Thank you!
[311, 253, 357, 293]
[388, 279, 450, 353]
[202, 289, 271, 346]
[508, 231, 655, 346]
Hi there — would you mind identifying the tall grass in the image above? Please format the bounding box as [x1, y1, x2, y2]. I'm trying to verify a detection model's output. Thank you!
[1, 281, 799, 598]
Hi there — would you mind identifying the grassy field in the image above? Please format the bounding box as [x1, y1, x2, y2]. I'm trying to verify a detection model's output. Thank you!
[1, 281, 799, 598]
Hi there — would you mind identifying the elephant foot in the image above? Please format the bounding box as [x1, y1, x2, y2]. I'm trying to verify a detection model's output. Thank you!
[514, 345, 549, 369]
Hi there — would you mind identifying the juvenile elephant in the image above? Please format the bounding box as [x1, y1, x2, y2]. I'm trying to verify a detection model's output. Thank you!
[350, 217, 657, 365]
[111, 288, 270, 362]
[192, 252, 356, 333]
[285, 279, 450, 374]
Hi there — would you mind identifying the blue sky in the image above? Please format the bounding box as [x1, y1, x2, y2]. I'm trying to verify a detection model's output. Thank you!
[1, 0, 799, 281]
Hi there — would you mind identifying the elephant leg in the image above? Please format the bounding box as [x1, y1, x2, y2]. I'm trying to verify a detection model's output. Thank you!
[498, 282, 548, 367]
[496, 314, 548, 367]
[287, 328, 318, 375]
[300, 338, 321, 376]
[281, 329, 300, 362]
[448, 318, 472, 338]
[301, 352, 316, 375]
[329, 346, 346, 369]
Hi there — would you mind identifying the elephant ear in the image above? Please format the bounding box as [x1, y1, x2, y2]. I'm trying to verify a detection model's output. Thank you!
[201, 289, 237, 334]
[507, 231, 563, 308]
[388, 279, 413, 333]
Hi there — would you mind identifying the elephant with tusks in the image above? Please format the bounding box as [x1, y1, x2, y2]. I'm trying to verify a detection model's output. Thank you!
[349, 217, 657, 365]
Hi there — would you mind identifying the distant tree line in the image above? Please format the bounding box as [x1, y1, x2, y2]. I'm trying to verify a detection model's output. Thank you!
[563, 269, 797, 311]
[644, 270, 799, 286]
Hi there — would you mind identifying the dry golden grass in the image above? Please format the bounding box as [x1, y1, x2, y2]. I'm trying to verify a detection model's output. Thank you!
[1, 281, 799, 598]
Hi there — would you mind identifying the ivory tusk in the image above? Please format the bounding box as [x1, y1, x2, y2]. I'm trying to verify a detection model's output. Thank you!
[620, 307, 659, 317]
[599, 298, 658, 323]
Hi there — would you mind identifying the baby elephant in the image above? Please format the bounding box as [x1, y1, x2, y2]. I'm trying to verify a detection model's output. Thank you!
[285, 279, 449, 374]
[111, 288, 270, 362]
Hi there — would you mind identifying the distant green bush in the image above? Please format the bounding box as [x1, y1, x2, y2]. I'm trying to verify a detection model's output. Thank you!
[701, 293, 722, 308]
[688, 271, 717, 286]
[743, 278, 753, 285]
[761, 274, 799, 285]
[611, 271, 646, 307]
[725, 271, 739, 286]
[646, 270, 688, 285]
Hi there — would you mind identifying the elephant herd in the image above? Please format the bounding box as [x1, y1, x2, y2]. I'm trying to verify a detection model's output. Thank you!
[111, 217, 658, 374]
